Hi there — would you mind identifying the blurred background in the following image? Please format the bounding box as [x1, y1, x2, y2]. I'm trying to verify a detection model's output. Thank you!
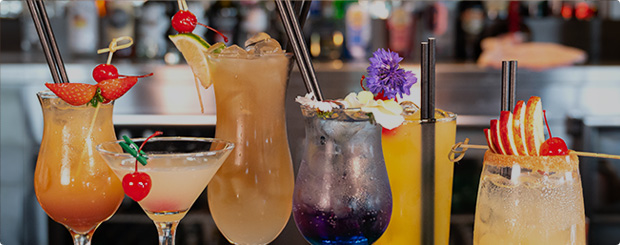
[2, 0, 620, 244]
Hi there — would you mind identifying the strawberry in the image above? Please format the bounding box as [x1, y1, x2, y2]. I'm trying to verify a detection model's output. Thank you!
[98, 77, 138, 101]
[45, 83, 97, 106]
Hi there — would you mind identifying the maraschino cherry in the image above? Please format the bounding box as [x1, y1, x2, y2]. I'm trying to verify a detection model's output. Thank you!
[93, 64, 119, 83]
[540, 110, 569, 156]
[171, 10, 197, 34]
[170, 6, 228, 42]
[122, 131, 163, 202]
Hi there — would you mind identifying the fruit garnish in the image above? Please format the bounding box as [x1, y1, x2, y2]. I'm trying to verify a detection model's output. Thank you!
[98, 77, 138, 102]
[524, 96, 545, 155]
[512, 100, 529, 155]
[540, 110, 569, 156]
[171, 0, 228, 42]
[92, 64, 119, 83]
[484, 128, 497, 153]
[45, 83, 98, 106]
[119, 131, 163, 202]
[171, 10, 197, 34]
[499, 111, 519, 155]
[490, 119, 507, 155]
[169, 33, 211, 89]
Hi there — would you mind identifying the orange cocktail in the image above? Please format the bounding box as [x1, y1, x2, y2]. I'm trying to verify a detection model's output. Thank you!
[34, 91, 124, 239]
[377, 109, 457, 245]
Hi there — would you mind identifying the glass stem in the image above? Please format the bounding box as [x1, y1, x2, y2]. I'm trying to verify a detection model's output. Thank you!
[155, 221, 179, 245]
[69, 230, 93, 245]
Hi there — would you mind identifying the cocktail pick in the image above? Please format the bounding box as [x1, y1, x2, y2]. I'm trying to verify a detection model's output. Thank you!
[121, 135, 148, 166]
[448, 139, 620, 162]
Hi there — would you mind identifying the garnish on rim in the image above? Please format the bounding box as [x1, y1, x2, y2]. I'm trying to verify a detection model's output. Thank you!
[46, 37, 153, 107]
[171, 0, 228, 42]
[118, 131, 163, 202]
[540, 110, 569, 156]
[362, 48, 417, 101]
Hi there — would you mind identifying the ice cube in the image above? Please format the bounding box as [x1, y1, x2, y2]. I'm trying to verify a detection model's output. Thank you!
[244, 32, 272, 47]
[219, 45, 248, 58]
[400, 101, 419, 116]
[246, 38, 283, 56]
[206, 42, 226, 54]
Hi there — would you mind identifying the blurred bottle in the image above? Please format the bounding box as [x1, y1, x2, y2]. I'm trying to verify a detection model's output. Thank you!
[308, 1, 345, 60]
[105, 1, 135, 58]
[136, 1, 169, 59]
[345, 3, 371, 60]
[387, 2, 413, 58]
[208, 1, 240, 45]
[66, 0, 99, 56]
[455, 1, 485, 61]
[240, 1, 269, 43]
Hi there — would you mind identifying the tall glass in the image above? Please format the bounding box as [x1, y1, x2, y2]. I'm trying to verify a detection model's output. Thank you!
[34, 91, 124, 245]
[206, 53, 295, 244]
[293, 106, 393, 244]
[376, 109, 457, 244]
[473, 151, 586, 244]
[97, 137, 234, 245]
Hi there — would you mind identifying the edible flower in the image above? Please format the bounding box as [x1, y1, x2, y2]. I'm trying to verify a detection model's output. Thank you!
[296, 91, 404, 130]
[365, 49, 417, 100]
[344, 91, 404, 130]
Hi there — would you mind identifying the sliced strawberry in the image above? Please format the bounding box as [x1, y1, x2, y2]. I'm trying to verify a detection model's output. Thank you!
[98, 77, 138, 101]
[45, 83, 97, 106]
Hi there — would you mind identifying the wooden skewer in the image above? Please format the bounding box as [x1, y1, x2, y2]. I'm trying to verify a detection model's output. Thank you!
[449, 139, 620, 162]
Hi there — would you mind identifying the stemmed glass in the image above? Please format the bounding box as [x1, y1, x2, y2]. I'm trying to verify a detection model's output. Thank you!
[473, 151, 586, 244]
[34, 91, 125, 244]
[97, 137, 234, 245]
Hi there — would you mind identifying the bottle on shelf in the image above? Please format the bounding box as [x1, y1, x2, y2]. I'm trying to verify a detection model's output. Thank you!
[104, 1, 135, 58]
[66, 0, 99, 56]
[387, 2, 414, 58]
[136, 1, 169, 59]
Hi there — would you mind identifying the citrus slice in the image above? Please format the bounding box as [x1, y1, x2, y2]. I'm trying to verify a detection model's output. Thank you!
[169, 33, 212, 89]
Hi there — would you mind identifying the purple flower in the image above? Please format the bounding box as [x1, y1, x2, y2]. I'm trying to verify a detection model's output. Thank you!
[365, 49, 417, 99]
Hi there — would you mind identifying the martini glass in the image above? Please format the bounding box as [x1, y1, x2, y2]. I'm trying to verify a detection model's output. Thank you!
[97, 137, 234, 245]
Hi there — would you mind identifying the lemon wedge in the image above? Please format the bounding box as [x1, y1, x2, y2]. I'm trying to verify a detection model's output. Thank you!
[169, 33, 212, 89]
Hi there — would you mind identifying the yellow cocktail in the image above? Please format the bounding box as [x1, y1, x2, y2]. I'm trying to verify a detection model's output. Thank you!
[376, 109, 456, 245]
[34, 91, 124, 241]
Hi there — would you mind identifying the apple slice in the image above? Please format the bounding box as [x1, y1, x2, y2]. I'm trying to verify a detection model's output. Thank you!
[499, 111, 519, 155]
[524, 96, 545, 155]
[512, 100, 529, 156]
[490, 119, 506, 155]
[484, 128, 497, 153]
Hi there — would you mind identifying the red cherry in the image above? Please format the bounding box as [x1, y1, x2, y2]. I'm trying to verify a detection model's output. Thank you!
[122, 172, 152, 202]
[540, 137, 569, 156]
[93, 64, 119, 83]
[172, 10, 197, 33]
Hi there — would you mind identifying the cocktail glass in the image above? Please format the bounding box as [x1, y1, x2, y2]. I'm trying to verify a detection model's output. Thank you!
[473, 151, 586, 244]
[376, 109, 457, 244]
[205, 52, 295, 244]
[293, 105, 393, 244]
[34, 91, 125, 245]
[97, 137, 234, 245]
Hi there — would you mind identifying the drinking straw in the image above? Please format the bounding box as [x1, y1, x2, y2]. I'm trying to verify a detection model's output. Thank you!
[275, 0, 324, 101]
[26, 0, 68, 84]
[501, 60, 518, 111]
[420, 38, 437, 245]
[509, 60, 518, 109]
[501, 61, 510, 111]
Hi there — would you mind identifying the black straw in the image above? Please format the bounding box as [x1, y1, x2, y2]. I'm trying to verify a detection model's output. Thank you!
[501, 60, 518, 111]
[26, 0, 68, 84]
[420, 38, 437, 245]
[35, 0, 68, 83]
[276, 0, 323, 101]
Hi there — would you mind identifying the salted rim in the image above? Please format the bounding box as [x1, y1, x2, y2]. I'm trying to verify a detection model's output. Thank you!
[483, 150, 579, 172]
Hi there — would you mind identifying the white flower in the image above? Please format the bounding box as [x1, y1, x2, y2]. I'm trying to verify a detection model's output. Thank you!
[295, 93, 339, 112]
